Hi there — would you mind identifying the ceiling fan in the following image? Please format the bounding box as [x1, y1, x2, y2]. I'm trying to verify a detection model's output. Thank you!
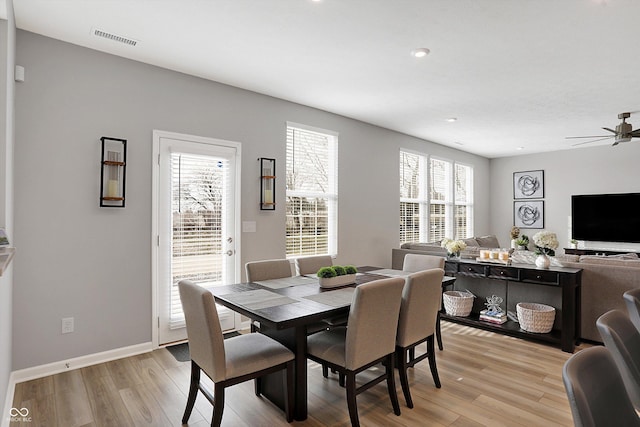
[567, 112, 640, 146]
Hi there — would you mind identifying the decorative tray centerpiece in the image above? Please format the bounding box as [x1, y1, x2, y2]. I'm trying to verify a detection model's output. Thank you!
[476, 249, 511, 265]
[317, 265, 358, 288]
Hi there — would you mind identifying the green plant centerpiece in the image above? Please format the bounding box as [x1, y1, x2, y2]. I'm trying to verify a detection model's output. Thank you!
[316, 265, 358, 288]
[515, 234, 529, 250]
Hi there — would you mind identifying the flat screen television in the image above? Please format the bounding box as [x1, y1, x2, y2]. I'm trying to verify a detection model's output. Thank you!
[571, 192, 640, 243]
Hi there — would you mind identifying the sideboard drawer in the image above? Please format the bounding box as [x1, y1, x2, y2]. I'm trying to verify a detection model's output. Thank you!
[457, 263, 487, 276]
[488, 266, 520, 281]
[521, 269, 560, 285]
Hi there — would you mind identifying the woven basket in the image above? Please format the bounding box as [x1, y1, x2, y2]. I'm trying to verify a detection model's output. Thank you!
[516, 302, 555, 333]
[443, 291, 474, 317]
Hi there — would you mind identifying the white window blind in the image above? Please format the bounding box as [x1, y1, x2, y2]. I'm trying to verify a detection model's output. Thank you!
[399, 150, 474, 245]
[169, 152, 228, 329]
[286, 123, 338, 257]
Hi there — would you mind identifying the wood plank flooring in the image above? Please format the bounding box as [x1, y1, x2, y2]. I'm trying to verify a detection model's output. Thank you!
[11, 322, 591, 426]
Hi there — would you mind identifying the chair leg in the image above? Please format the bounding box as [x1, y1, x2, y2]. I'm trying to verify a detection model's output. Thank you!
[427, 335, 441, 388]
[182, 361, 201, 424]
[386, 353, 401, 416]
[345, 371, 360, 427]
[322, 364, 329, 378]
[212, 383, 225, 427]
[436, 312, 444, 350]
[396, 347, 413, 408]
[339, 373, 345, 387]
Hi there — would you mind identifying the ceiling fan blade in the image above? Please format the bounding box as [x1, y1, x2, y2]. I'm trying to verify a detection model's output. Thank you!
[572, 136, 614, 147]
[602, 127, 618, 134]
[566, 135, 611, 139]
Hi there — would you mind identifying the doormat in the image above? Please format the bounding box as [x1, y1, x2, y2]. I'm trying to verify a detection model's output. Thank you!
[166, 331, 241, 362]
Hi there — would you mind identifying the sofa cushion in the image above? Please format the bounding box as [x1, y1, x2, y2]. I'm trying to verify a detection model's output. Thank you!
[462, 238, 480, 247]
[400, 242, 440, 250]
[474, 235, 500, 248]
[578, 257, 640, 267]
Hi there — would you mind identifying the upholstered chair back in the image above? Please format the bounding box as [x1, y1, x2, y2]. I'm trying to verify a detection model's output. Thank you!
[396, 268, 445, 348]
[402, 254, 445, 272]
[596, 309, 640, 410]
[344, 277, 404, 370]
[245, 259, 292, 282]
[295, 255, 333, 276]
[178, 280, 226, 382]
[624, 288, 640, 333]
[563, 345, 640, 427]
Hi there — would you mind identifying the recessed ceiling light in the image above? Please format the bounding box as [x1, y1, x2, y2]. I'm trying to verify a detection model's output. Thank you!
[517, 147, 524, 150]
[411, 48, 430, 58]
[447, 117, 457, 122]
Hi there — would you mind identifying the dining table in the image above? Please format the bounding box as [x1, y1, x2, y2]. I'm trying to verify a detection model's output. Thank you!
[207, 266, 456, 421]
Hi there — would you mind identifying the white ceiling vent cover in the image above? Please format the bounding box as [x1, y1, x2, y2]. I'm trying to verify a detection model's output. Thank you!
[93, 28, 138, 46]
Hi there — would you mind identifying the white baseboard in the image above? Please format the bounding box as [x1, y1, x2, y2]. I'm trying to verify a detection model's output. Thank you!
[2, 342, 152, 427]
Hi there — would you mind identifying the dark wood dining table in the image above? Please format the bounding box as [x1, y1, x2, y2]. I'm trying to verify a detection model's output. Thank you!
[207, 266, 456, 421]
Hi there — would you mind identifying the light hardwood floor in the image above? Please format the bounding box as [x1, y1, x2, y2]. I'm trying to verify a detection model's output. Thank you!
[11, 322, 591, 426]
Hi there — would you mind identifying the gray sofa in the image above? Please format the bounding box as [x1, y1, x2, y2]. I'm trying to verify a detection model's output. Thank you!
[391, 235, 502, 270]
[392, 239, 640, 343]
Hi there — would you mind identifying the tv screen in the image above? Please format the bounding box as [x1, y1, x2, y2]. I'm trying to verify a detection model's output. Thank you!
[571, 193, 640, 243]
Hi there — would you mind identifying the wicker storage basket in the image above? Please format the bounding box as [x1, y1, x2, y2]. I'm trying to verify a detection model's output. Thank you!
[516, 302, 555, 333]
[443, 291, 474, 317]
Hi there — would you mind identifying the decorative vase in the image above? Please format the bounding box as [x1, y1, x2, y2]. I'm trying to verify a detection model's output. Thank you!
[318, 274, 357, 288]
[448, 251, 461, 260]
[510, 239, 518, 249]
[535, 254, 550, 269]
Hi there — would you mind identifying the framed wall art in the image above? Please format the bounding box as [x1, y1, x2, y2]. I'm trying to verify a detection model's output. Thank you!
[513, 170, 544, 199]
[514, 200, 544, 229]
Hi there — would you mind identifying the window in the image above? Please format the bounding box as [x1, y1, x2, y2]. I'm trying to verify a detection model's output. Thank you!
[400, 150, 473, 245]
[286, 123, 338, 257]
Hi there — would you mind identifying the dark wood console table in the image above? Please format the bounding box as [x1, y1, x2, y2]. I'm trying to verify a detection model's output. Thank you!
[443, 259, 582, 353]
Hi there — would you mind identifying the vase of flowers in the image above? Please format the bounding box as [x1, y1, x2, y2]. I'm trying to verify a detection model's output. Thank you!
[441, 238, 467, 260]
[532, 230, 559, 269]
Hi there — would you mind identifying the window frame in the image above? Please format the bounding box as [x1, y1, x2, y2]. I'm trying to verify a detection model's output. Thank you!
[285, 122, 338, 258]
[400, 149, 474, 245]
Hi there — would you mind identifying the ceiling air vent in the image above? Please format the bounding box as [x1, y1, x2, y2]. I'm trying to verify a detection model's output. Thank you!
[93, 29, 138, 47]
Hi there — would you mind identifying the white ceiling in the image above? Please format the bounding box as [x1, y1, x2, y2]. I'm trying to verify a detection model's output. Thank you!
[7, 0, 640, 158]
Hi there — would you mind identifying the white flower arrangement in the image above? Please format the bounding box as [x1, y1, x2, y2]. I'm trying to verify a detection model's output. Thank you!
[441, 238, 468, 256]
[532, 230, 559, 256]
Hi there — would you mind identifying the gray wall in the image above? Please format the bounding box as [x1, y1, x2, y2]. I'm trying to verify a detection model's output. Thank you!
[0, 5, 15, 414]
[12, 30, 491, 370]
[490, 144, 640, 252]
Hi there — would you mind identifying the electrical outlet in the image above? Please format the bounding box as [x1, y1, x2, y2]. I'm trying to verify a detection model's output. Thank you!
[62, 317, 74, 334]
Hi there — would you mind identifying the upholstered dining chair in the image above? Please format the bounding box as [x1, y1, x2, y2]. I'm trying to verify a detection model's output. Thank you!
[306, 277, 405, 427]
[178, 280, 295, 427]
[624, 288, 640, 333]
[396, 268, 445, 408]
[402, 253, 447, 351]
[295, 254, 333, 276]
[563, 345, 640, 427]
[245, 258, 293, 282]
[245, 259, 293, 332]
[596, 309, 640, 410]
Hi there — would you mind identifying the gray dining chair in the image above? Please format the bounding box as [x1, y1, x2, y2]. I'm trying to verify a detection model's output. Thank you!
[596, 309, 640, 410]
[178, 280, 295, 427]
[402, 253, 447, 351]
[306, 277, 405, 427]
[295, 255, 333, 276]
[245, 259, 293, 332]
[563, 345, 640, 427]
[245, 258, 293, 282]
[624, 288, 640, 333]
[396, 268, 445, 408]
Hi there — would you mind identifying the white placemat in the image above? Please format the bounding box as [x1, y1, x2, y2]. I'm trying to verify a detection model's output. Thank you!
[219, 289, 298, 310]
[254, 275, 318, 289]
[366, 268, 410, 278]
[302, 287, 356, 307]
